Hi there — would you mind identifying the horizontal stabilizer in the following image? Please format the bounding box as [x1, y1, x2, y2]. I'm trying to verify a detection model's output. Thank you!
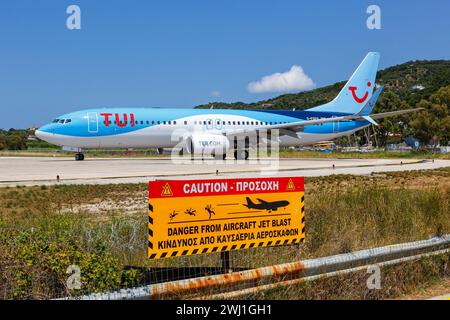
[361, 115, 379, 126]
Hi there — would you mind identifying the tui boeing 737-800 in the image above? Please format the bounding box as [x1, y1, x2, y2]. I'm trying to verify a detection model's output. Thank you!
[35, 52, 421, 161]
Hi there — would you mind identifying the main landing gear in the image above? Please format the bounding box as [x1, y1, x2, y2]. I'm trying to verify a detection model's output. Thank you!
[75, 153, 85, 161]
[234, 149, 249, 160]
[232, 136, 250, 160]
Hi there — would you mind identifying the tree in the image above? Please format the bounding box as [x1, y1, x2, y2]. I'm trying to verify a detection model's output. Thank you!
[0, 134, 6, 150]
[5, 133, 27, 150]
[409, 85, 450, 146]
[371, 91, 410, 147]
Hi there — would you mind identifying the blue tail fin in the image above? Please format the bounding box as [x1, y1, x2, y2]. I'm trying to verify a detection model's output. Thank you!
[307, 52, 380, 114]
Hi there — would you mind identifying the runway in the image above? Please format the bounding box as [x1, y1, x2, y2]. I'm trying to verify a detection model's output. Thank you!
[1, 156, 449, 187]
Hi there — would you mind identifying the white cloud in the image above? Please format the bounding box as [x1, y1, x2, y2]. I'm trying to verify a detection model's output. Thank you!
[210, 90, 221, 97]
[247, 65, 315, 93]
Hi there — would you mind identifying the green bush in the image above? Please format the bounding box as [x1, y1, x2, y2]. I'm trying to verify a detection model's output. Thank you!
[0, 214, 141, 299]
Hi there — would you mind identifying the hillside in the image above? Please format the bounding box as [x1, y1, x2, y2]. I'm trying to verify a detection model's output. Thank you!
[195, 60, 450, 110]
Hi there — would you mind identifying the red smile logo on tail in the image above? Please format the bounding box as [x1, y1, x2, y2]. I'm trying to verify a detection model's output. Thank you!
[348, 82, 371, 103]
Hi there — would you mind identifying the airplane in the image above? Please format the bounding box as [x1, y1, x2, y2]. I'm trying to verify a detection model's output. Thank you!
[243, 197, 290, 212]
[35, 52, 422, 161]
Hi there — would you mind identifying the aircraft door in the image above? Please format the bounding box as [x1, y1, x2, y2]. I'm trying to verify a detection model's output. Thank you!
[332, 118, 340, 133]
[206, 119, 213, 130]
[87, 112, 99, 133]
[215, 119, 223, 130]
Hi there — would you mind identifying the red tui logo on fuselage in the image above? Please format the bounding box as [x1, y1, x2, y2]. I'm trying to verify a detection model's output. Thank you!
[100, 113, 135, 127]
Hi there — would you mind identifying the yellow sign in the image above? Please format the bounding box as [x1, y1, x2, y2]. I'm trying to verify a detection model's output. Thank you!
[148, 177, 305, 259]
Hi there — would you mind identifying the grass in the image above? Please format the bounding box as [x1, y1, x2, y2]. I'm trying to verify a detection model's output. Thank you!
[242, 253, 449, 300]
[278, 149, 450, 160]
[0, 168, 449, 299]
[1, 148, 450, 159]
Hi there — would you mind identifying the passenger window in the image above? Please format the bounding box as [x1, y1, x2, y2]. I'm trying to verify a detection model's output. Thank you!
[157, 121, 160, 124]
[146, 121, 149, 124]
[173, 121, 177, 125]
[152, 121, 155, 125]
[184, 121, 187, 125]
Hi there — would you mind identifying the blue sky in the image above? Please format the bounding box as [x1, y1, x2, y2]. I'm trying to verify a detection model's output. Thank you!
[1, 0, 449, 129]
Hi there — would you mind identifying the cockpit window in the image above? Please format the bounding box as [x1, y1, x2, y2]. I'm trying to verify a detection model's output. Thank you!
[52, 119, 60, 123]
[59, 119, 65, 123]
[65, 119, 71, 123]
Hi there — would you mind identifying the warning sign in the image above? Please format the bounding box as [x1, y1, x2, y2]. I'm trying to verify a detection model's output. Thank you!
[161, 183, 173, 196]
[148, 177, 305, 259]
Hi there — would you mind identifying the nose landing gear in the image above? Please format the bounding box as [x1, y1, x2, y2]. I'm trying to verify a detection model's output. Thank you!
[75, 153, 85, 161]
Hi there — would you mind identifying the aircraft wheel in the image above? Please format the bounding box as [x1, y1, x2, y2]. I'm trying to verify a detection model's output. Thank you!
[75, 153, 85, 161]
[234, 149, 249, 160]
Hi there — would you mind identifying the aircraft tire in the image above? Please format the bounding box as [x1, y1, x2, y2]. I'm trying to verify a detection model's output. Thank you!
[234, 149, 249, 160]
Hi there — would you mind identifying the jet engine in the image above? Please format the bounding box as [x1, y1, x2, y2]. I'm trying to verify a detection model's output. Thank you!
[186, 134, 230, 158]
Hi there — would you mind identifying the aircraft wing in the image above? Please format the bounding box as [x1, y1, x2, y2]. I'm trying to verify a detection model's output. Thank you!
[370, 108, 423, 119]
[225, 108, 423, 137]
[257, 198, 268, 204]
[225, 114, 356, 137]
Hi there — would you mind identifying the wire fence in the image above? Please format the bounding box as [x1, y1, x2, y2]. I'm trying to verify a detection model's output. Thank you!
[59, 235, 450, 300]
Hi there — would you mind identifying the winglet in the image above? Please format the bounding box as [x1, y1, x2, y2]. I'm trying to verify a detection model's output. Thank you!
[358, 85, 383, 116]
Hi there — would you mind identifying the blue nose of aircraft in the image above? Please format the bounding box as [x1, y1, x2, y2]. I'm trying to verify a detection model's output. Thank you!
[35, 124, 54, 141]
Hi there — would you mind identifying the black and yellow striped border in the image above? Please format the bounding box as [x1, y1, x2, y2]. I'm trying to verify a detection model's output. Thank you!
[147, 195, 305, 260]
